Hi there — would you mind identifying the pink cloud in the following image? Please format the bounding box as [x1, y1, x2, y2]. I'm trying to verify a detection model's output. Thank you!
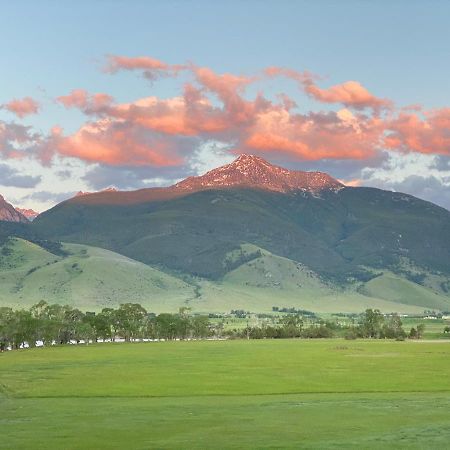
[57, 89, 113, 114]
[52, 120, 183, 167]
[265, 67, 390, 111]
[3, 97, 40, 118]
[243, 109, 383, 161]
[57, 89, 88, 108]
[338, 178, 362, 187]
[35, 57, 450, 169]
[104, 55, 184, 80]
[49, 63, 387, 166]
[385, 109, 450, 156]
[305, 80, 391, 111]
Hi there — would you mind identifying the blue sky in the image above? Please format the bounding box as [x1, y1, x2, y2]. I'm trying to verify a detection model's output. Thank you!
[1, 0, 450, 210]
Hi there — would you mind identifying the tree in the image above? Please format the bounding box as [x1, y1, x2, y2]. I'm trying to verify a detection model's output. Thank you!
[176, 307, 192, 339]
[279, 314, 303, 338]
[0, 307, 14, 350]
[416, 324, 425, 339]
[115, 303, 148, 341]
[382, 314, 406, 339]
[90, 312, 113, 341]
[360, 309, 384, 338]
[191, 316, 210, 338]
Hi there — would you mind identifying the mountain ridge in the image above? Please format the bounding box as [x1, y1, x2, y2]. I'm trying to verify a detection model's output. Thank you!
[0, 195, 29, 223]
[174, 154, 344, 193]
[66, 154, 344, 206]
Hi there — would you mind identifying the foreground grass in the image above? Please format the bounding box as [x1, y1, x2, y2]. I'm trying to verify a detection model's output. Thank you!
[2, 339, 450, 449]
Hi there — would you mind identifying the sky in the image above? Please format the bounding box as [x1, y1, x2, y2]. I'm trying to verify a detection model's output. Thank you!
[1, 0, 450, 212]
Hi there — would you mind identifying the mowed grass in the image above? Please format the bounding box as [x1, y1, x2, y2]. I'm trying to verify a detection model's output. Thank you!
[2, 340, 450, 449]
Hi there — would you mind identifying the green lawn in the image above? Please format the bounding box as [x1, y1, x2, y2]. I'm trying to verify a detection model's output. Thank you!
[2, 339, 450, 449]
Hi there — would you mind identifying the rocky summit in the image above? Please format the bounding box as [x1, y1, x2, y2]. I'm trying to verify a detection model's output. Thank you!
[175, 154, 344, 193]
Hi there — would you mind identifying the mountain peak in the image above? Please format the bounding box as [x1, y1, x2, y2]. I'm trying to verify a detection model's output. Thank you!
[174, 154, 343, 193]
[75, 187, 118, 198]
[15, 208, 40, 221]
[0, 195, 29, 223]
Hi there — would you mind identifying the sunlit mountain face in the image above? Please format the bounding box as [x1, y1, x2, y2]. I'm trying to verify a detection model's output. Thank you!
[0, 195, 28, 223]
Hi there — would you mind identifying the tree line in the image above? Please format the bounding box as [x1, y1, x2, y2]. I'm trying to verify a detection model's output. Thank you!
[0, 304, 425, 351]
[226, 309, 424, 341]
[0, 302, 210, 350]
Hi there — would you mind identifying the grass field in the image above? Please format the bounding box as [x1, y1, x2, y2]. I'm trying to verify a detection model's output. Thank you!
[2, 339, 450, 449]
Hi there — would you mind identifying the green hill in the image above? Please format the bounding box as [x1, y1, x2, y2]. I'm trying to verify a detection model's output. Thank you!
[0, 238, 194, 311]
[359, 272, 450, 311]
[0, 238, 447, 314]
[187, 245, 438, 314]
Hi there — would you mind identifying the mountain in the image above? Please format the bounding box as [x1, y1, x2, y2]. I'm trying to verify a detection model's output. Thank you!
[63, 155, 342, 206]
[33, 154, 450, 284]
[15, 208, 40, 221]
[0, 153, 440, 313]
[0, 195, 28, 223]
[174, 154, 343, 193]
[75, 187, 118, 198]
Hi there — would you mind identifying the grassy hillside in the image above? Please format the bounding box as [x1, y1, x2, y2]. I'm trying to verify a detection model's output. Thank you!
[359, 272, 450, 311]
[0, 238, 194, 311]
[2, 340, 450, 449]
[0, 238, 447, 314]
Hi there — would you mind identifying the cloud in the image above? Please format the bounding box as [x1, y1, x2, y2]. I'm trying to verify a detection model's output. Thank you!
[385, 109, 450, 156]
[242, 109, 384, 160]
[0, 121, 41, 159]
[82, 164, 188, 190]
[48, 59, 395, 168]
[304, 80, 391, 111]
[23, 191, 75, 203]
[265, 67, 390, 111]
[432, 155, 450, 171]
[0, 163, 41, 188]
[2, 97, 40, 118]
[365, 174, 450, 211]
[56, 89, 114, 114]
[338, 178, 362, 187]
[104, 55, 184, 80]
[55, 169, 73, 180]
[51, 119, 193, 166]
[8, 55, 449, 184]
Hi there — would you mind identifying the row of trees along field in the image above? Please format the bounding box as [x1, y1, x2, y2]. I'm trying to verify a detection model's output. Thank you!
[0, 303, 425, 351]
[0, 302, 210, 350]
[233, 309, 422, 340]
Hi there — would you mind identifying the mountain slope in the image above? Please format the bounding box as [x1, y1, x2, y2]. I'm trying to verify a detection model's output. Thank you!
[0, 238, 195, 311]
[30, 154, 450, 311]
[33, 184, 450, 282]
[0, 238, 444, 314]
[0, 195, 28, 223]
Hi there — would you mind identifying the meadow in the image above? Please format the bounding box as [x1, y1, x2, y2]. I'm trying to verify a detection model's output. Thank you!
[2, 339, 450, 449]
